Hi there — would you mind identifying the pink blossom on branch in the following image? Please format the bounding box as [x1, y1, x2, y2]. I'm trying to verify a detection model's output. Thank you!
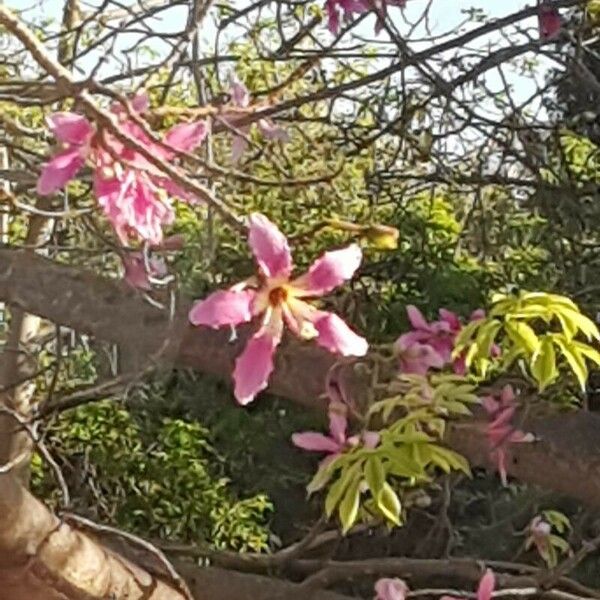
[482, 385, 534, 486]
[527, 515, 552, 557]
[393, 305, 493, 376]
[324, 0, 407, 35]
[441, 569, 495, 600]
[538, 4, 561, 39]
[374, 578, 408, 600]
[189, 213, 368, 404]
[37, 92, 208, 245]
[225, 77, 289, 164]
[293, 400, 379, 465]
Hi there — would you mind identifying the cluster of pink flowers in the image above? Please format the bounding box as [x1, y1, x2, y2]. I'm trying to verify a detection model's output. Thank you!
[482, 385, 534, 486]
[38, 92, 208, 245]
[538, 3, 561, 39]
[225, 77, 289, 164]
[325, 0, 406, 35]
[393, 305, 493, 376]
[189, 213, 368, 405]
[373, 569, 495, 600]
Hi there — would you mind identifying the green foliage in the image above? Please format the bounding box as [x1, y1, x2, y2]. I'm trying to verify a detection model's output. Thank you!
[456, 291, 600, 390]
[309, 374, 475, 533]
[32, 402, 272, 552]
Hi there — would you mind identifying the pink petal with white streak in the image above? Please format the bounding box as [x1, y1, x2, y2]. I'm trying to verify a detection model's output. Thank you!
[37, 149, 85, 195]
[164, 121, 208, 153]
[189, 289, 256, 328]
[477, 569, 495, 600]
[231, 134, 249, 164]
[247, 213, 293, 278]
[233, 327, 281, 405]
[293, 244, 362, 296]
[313, 312, 368, 356]
[292, 432, 340, 453]
[406, 305, 430, 330]
[47, 113, 93, 145]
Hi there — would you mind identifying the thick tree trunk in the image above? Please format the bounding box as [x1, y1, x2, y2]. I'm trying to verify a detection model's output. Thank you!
[2, 248, 600, 508]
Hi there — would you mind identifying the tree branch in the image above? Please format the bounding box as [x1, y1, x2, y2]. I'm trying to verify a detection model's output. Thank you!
[2, 249, 600, 509]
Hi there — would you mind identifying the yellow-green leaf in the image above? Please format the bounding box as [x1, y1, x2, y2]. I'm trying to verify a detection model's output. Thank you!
[364, 456, 385, 498]
[376, 482, 402, 526]
[552, 336, 588, 391]
[338, 475, 361, 534]
[530, 335, 558, 392]
[505, 320, 540, 354]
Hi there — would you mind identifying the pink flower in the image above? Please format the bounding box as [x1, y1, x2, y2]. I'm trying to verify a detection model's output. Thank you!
[189, 213, 368, 404]
[225, 78, 289, 164]
[538, 4, 561, 39]
[292, 400, 379, 465]
[325, 0, 367, 34]
[324, 0, 406, 35]
[441, 569, 495, 600]
[528, 516, 552, 557]
[482, 385, 534, 486]
[38, 92, 208, 244]
[393, 306, 499, 376]
[37, 113, 93, 195]
[374, 578, 408, 600]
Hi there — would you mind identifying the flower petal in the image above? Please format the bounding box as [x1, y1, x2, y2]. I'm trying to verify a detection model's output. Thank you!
[189, 289, 255, 328]
[313, 312, 368, 356]
[47, 113, 93, 145]
[257, 119, 290, 142]
[230, 79, 250, 108]
[248, 213, 293, 278]
[292, 432, 340, 453]
[231, 134, 248, 164]
[233, 326, 282, 405]
[406, 305, 430, 330]
[439, 308, 461, 331]
[374, 578, 408, 600]
[477, 569, 495, 600]
[362, 431, 380, 449]
[293, 244, 362, 297]
[37, 149, 85, 195]
[328, 401, 348, 445]
[164, 121, 208, 153]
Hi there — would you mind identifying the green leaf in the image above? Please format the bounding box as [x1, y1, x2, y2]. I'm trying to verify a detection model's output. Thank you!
[543, 510, 571, 533]
[474, 319, 502, 358]
[553, 336, 588, 391]
[364, 456, 385, 499]
[572, 341, 600, 366]
[549, 534, 571, 554]
[505, 320, 540, 354]
[556, 308, 600, 341]
[385, 449, 427, 479]
[376, 482, 402, 525]
[530, 335, 558, 391]
[338, 474, 361, 534]
[430, 445, 471, 475]
[325, 462, 360, 517]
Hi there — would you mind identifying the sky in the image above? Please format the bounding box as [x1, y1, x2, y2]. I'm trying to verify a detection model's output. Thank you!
[6, 0, 548, 107]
